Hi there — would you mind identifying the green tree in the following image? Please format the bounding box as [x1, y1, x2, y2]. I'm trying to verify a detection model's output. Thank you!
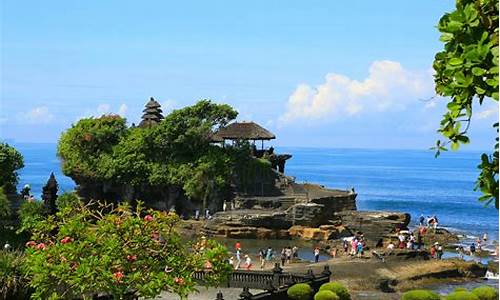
[0, 187, 11, 218]
[0, 143, 24, 193]
[433, 0, 499, 208]
[58, 100, 239, 208]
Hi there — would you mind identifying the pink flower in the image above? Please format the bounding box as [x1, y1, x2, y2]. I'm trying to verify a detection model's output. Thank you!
[204, 261, 213, 270]
[113, 271, 124, 282]
[174, 277, 184, 284]
[126, 255, 137, 262]
[36, 243, 46, 250]
[144, 214, 154, 222]
[61, 236, 72, 244]
[25, 241, 37, 248]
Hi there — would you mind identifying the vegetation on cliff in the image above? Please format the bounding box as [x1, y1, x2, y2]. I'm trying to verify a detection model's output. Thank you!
[0, 142, 24, 194]
[57, 100, 268, 207]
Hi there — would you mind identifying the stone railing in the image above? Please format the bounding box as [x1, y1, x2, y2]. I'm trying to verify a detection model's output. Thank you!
[195, 263, 332, 300]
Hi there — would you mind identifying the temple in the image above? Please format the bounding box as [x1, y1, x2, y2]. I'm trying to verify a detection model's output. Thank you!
[211, 121, 292, 173]
[139, 97, 164, 128]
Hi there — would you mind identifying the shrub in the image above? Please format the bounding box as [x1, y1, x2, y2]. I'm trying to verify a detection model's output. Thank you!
[445, 291, 480, 300]
[17, 200, 45, 234]
[0, 251, 29, 299]
[319, 282, 351, 300]
[314, 290, 339, 300]
[55, 191, 81, 210]
[454, 288, 468, 292]
[287, 283, 313, 300]
[23, 201, 231, 299]
[471, 286, 499, 300]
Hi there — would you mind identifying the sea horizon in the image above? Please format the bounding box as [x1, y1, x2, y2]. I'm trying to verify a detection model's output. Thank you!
[11, 142, 499, 243]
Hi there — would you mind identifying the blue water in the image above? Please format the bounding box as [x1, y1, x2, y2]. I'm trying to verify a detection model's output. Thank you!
[12, 143, 499, 241]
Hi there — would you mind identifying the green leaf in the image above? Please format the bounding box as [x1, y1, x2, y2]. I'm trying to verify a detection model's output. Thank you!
[472, 67, 486, 76]
[449, 57, 464, 66]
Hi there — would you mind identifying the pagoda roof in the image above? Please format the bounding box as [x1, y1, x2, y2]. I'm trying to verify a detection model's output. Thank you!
[212, 121, 275, 141]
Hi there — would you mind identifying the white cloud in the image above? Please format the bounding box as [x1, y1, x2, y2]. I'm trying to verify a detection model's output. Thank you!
[21, 106, 54, 124]
[279, 60, 433, 124]
[117, 104, 128, 117]
[96, 104, 111, 115]
[476, 106, 498, 120]
[424, 101, 437, 109]
[78, 103, 128, 120]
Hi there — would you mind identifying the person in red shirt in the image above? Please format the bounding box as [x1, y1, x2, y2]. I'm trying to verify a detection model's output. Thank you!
[235, 241, 241, 251]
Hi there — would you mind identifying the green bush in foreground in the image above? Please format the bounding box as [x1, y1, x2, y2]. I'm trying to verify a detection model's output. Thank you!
[454, 288, 468, 292]
[0, 251, 29, 299]
[445, 291, 480, 300]
[314, 290, 339, 300]
[471, 286, 499, 300]
[319, 282, 351, 300]
[401, 289, 441, 300]
[287, 283, 313, 300]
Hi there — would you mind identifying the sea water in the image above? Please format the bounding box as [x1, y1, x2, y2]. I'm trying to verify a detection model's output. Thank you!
[13, 143, 499, 243]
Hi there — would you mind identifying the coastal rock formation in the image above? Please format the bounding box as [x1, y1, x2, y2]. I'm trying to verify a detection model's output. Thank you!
[203, 177, 359, 239]
[288, 225, 352, 241]
[412, 227, 460, 247]
[335, 211, 411, 242]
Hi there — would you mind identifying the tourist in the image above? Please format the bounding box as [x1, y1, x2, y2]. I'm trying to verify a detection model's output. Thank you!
[194, 209, 200, 220]
[408, 234, 415, 250]
[351, 239, 358, 256]
[205, 209, 211, 219]
[376, 238, 384, 248]
[430, 244, 437, 259]
[314, 247, 320, 263]
[483, 233, 488, 242]
[235, 241, 241, 251]
[265, 247, 274, 262]
[419, 214, 425, 226]
[476, 238, 482, 252]
[244, 255, 252, 270]
[280, 248, 287, 266]
[330, 247, 338, 258]
[285, 246, 292, 264]
[426, 216, 433, 228]
[387, 241, 395, 252]
[398, 233, 405, 249]
[433, 215, 439, 230]
[436, 243, 443, 259]
[456, 246, 465, 259]
[259, 248, 266, 269]
[469, 242, 476, 256]
[292, 246, 298, 258]
[343, 238, 349, 254]
[236, 249, 242, 269]
[222, 202, 227, 212]
[356, 241, 363, 258]
[229, 256, 235, 268]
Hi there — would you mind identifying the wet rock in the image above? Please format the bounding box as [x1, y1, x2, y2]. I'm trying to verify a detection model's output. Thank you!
[336, 211, 411, 242]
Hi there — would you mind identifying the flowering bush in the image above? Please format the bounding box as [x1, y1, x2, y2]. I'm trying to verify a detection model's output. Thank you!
[23, 201, 231, 299]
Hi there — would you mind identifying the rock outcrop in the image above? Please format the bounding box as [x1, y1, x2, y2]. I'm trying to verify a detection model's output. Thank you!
[334, 211, 411, 242]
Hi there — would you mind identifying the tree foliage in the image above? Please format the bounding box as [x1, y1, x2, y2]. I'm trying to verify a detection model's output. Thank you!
[433, 0, 499, 208]
[0, 142, 24, 193]
[22, 201, 230, 299]
[58, 100, 240, 206]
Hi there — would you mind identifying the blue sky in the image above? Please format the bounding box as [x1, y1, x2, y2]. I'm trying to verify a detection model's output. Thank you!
[1, 1, 498, 150]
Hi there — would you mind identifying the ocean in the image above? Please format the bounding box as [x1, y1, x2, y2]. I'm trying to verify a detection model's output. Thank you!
[13, 143, 499, 241]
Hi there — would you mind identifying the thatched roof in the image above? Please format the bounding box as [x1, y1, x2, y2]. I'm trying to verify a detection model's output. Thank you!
[212, 121, 275, 141]
[139, 97, 164, 128]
